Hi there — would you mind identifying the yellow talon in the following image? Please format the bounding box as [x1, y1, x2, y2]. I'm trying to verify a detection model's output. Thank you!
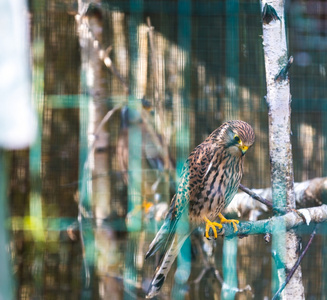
[204, 214, 239, 239]
[218, 213, 239, 232]
[204, 217, 223, 239]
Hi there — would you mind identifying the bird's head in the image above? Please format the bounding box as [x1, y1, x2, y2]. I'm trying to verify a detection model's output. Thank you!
[213, 120, 255, 157]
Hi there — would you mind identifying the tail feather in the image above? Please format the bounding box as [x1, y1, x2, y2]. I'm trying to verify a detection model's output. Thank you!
[146, 194, 191, 297]
[146, 194, 179, 259]
[146, 233, 189, 298]
[145, 218, 177, 259]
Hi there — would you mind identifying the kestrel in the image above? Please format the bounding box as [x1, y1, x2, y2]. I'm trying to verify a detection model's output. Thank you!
[145, 120, 255, 298]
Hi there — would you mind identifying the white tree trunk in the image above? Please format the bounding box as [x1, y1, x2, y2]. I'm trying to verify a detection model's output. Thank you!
[260, 0, 304, 298]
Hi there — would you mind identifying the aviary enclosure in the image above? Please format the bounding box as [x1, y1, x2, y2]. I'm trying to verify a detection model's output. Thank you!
[3, 0, 327, 299]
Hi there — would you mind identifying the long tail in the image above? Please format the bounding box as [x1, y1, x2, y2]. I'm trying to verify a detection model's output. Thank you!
[145, 218, 172, 259]
[146, 195, 179, 259]
[146, 232, 190, 298]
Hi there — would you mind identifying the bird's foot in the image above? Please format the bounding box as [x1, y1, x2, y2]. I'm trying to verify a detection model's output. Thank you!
[204, 217, 223, 239]
[218, 213, 239, 232]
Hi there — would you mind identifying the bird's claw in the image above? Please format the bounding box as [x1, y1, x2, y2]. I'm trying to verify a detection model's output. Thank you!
[218, 213, 239, 232]
[204, 217, 222, 239]
[204, 214, 240, 239]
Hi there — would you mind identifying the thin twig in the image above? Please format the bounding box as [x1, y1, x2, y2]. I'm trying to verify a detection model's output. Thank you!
[193, 267, 212, 284]
[239, 184, 273, 208]
[239, 184, 309, 221]
[192, 233, 223, 285]
[93, 104, 123, 142]
[191, 232, 252, 296]
[272, 224, 318, 300]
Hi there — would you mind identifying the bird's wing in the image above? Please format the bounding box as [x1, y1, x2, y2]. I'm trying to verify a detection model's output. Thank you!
[145, 142, 215, 258]
[169, 141, 216, 220]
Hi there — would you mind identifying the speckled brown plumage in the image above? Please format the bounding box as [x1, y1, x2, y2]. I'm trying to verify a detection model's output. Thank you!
[145, 120, 255, 298]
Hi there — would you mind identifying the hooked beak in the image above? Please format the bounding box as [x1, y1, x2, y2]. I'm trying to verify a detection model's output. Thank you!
[239, 142, 249, 155]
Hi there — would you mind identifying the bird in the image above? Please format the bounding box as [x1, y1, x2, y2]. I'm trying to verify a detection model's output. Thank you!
[145, 120, 255, 298]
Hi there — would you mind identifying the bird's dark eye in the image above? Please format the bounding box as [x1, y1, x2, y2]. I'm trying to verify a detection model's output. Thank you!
[234, 135, 240, 143]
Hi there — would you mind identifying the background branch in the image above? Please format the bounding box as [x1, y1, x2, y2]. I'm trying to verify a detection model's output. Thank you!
[225, 178, 327, 220]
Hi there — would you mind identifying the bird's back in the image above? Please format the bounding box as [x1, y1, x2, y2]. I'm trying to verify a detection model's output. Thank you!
[188, 142, 243, 223]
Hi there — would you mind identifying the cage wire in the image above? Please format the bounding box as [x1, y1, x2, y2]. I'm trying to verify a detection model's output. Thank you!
[6, 0, 327, 299]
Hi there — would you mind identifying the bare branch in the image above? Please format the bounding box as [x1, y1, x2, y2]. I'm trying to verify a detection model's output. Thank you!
[239, 183, 273, 208]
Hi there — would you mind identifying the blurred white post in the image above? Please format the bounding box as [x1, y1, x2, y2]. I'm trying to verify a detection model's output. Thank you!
[0, 0, 36, 148]
[0, 0, 37, 299]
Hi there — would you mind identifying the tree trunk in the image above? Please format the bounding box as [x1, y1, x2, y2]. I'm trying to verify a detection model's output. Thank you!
[76, 1, 112, 297]
[260, 0, 305, 298]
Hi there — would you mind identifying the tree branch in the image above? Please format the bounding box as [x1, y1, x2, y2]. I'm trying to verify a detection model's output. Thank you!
[221, 205, 327, 238]
[239, 184, 273, 208]
[225, 178, 327, 220]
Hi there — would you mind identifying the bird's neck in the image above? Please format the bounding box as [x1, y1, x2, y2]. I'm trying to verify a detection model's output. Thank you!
[224, 145, 243, 160]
